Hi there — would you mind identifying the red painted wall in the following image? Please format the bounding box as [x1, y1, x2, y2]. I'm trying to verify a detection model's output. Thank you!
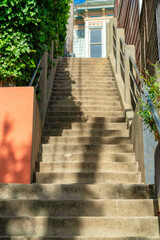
[0, 87, 34, 184]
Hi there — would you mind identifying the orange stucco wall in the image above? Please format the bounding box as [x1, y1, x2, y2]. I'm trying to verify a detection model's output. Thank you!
[0, 87, 34, 184]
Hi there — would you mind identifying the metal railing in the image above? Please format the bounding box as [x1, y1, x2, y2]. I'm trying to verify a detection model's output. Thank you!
[120, 38, 125, 82]
[129, 56, 160, 134]
[29, 42, 54, 107]
[113, 24, 117, 61]
[111, 20, 160, 136]
[29, 59, 42, 87]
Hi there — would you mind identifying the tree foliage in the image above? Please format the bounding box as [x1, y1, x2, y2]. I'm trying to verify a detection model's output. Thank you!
[0, 0, 71, 86]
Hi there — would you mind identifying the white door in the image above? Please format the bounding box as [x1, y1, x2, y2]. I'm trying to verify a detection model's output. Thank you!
[89, 28, 102, 58]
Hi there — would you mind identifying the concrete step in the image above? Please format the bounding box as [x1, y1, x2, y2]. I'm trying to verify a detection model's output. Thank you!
[39, 152, 135, 163]
[58, 62, 110, 65]
[54, 74, 114, 78]
[0, 199, 157, 217]
[1, 237, 160, 240]
[44, 122, 127, 130]
[54, 77, 115, 81]
[55, 74, 114, 78]
[51, 92, 118, 97]
[56, 69, 113, 74]
[0, 216, 158, 237]
[51, 89, 118, 94]
[57, 65, 111, 68]
[45, 117, 125, 123]
[49, 101, 121, 107]
[55, 73, 113, 77]
[41, 144, 133, 154]
[0, 183, 154, 200]
[47, 106, 122, 113]
[53, 83, 116, 88]
[57, 65, 111, 69]
[59, 58, 109, 61]
[46, 111, 124, 118]
[57, 62, 110, 66]
[49, 96, 120, 101]
[52, 87, 117, 91]
[36, 172, 141, 184]
[43, 129, 129, 137]
[56, 70, 113, 74]
[42, 136, 131, 145]
[39, 162, 138, 173]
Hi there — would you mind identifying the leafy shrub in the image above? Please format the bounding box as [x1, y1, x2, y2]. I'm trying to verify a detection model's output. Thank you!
[0, 0, 71, 86]
[137, 65, 160, 140]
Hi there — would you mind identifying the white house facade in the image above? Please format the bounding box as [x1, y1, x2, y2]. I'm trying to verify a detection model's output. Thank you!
[73, 0, 114, 58]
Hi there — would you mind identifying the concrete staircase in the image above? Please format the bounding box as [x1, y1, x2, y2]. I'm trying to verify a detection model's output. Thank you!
[0, 58, 160, 239]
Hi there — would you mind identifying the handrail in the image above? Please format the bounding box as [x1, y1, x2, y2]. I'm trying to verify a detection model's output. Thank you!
[120, 37, 126, 47]
[29, 59, 42, 87]
[129, 56, 141, 94]
[129, 56, 141, 83]
[129, 56, 160, 135]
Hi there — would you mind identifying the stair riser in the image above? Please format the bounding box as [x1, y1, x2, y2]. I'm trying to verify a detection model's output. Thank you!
[0, 200, 156, 217]
[51, 93, 118, 97]
[39, 153, 135, 163]
[39, 162, 138, 173]
[52, 87, 117, 91]
[44, 123, 126, 130]
[55, 75, 114, 78]
[49, 96, 120, 101]
[56, 69, 113, 72]
[47, 107, 122, 112]
[42, 137, 131, 145]
[0, 183, 154, 200]
[36, 172, 141, 184]
[43, 130, 129, 137]
[58, 63, 110, 66]
[0, 217, 158, 237]
[56, 72, 113, 76]
[53, 84, 116, 88]
[49, 102, 121, 107]
[45, 117, 125, 123]
[54, 78, 115, 81]
[41, 145, 133, 154]
[46, 112, 124, 118]
[1, 237, 160, 240]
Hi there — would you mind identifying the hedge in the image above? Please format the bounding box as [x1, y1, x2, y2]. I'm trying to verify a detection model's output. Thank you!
[0, 0, 71, 86]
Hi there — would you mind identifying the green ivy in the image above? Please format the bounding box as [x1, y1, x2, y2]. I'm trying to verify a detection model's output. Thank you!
[0, 0, 71, 86]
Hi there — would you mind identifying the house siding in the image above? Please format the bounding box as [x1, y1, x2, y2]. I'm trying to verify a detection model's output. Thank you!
[140, 0, 159, 76]
[117, 0, 140, 68]
[73, 29, 86, 58]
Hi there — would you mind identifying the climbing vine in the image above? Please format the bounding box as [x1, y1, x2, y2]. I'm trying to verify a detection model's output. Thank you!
[0, 0, 71, 86]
